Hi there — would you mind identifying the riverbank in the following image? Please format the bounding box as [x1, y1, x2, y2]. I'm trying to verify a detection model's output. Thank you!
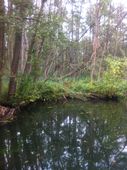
[15, 78, 127, 103]
[1, 78, 127, 123]
[1, 78, 127, 106]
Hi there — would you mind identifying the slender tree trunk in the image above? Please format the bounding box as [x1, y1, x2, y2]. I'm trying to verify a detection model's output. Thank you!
[0, 0, 5, 94]
[7, 0, 14, 65]
[8, 1, 31, 98]
[8, 29, 22, 98]
[19, 30, 28, 73]
[24, 0, 46, 75]
[91, 2, 100, 82]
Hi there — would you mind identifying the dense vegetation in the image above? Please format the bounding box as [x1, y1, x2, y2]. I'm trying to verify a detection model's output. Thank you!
[1, 0, 127, 105]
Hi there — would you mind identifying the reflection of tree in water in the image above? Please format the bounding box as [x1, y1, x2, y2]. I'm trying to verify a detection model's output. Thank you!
[0, 102, 127, 170]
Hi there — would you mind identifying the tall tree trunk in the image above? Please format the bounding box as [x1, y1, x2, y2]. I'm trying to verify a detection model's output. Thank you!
[24, 0, 46, 75]
[8, 29, 22, 98]
[91, 1, 100, 82]
[8, 1, 32, 98]
[0, 0, 5, 94]
[7, 0, 14, 69]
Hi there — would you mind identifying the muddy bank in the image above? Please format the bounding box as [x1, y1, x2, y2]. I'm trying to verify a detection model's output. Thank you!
[0, 105, 16, 124]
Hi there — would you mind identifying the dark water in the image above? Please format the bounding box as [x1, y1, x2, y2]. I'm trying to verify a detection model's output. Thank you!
[1, 101, 127, 170]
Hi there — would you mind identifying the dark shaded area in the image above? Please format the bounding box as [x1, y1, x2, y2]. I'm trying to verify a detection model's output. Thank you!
[0, 101, 127, 170]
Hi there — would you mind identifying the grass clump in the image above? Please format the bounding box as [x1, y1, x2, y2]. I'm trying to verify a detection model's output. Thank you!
[36, 81, 66, 101]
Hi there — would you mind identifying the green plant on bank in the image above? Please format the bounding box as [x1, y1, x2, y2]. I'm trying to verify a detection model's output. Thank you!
[0, 77, 9, 103]
[104, 56, 127, 80]
[15, 77, 68, 103]
[92, 56, 127, 97]
[1, 56, 127, 105]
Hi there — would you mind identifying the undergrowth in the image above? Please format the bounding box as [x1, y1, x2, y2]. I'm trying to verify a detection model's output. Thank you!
[14, 77, 127, 104]
[1, 57, 127, 105]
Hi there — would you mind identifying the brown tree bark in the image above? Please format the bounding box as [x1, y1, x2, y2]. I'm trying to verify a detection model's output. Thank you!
[91, 1, 101, 82]
[8, 29, 22, 98]
[7, 0, 14, 67]
[8, 1, 32, 98]
[0, 0, 5, 94]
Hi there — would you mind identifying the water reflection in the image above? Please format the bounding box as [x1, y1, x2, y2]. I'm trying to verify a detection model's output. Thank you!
[0, 101, 127, 170]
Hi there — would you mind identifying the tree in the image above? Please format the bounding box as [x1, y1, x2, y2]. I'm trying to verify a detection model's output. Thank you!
[8, 1, 32, 98]
[0, 0, 5, 94]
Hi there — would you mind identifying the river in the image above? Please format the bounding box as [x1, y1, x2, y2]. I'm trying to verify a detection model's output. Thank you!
[0, 101, 127, 170]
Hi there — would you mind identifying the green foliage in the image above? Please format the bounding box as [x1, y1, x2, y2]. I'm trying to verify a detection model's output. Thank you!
[104, 56, 127, 79]
[89, 56, 127, 97]
[0, 78, 9, 103]
[16, 78, 67, 103]
[36, 81, 66, 101]
[4, 56, 127, 105]
[16, 76, 40, 103]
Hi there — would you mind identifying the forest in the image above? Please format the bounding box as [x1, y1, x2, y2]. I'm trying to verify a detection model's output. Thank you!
[1, 0, 127, 169]
[1, 0, 127, 106]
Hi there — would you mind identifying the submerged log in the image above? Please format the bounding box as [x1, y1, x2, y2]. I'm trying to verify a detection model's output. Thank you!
[86, 93, 118, 101]
[0, 105, 16, 123]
